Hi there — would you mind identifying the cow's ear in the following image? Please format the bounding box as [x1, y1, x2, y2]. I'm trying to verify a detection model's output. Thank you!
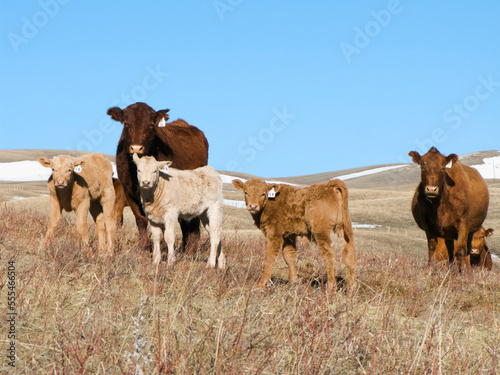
[155, 109, 170, 126]
[107, 107, 124, 122]
[38, 157, 51, 168]
[446, 153, 458, 166]
[232, 179, 245, 190]
[408, 151, 421, 164]
[485, 228, 494, 237]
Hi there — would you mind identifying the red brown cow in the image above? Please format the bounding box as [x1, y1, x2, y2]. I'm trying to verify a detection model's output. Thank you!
[108, 102, 209, 250]
[409, 147, 489, 271]
[433, 227, 493, 270]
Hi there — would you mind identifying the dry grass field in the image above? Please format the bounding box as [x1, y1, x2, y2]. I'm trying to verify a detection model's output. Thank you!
[0, 151, 499, 374]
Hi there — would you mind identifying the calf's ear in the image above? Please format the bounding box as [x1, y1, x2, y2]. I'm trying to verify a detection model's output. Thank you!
[485, 228, 494, 237]
[408, 151, 421, 164]
[107, 107, 124, 122]
[132, 153, 141, 165]
[232, 179, 245, 190]
[268, 184, 281, 194]
[158, 161, 173, 172]
[38, 157, 51, 168]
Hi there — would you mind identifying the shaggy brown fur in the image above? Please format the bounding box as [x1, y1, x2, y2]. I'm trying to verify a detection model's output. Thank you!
[409, 147, 489, 270]
[232, 178, 356, 290]
[38, 153, 116, 256]
[108, 102, 209, 250]
[433, 227, 493, 271]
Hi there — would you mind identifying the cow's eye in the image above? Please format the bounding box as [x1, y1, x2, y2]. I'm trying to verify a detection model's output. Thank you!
[68, 169, 72, 172]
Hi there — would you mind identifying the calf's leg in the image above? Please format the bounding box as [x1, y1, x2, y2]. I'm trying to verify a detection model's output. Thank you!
[203, 204, 225, 269]
[314, 232, 337, 290]
[282, 238, 298, 283]
[41, 194, 62, 250]
[75, 199, 91, 254]
[101, 184, 117, 256]
[89, 202, 106, 255]
[149, 222, 163, 265]
[258, 236, 283, 288]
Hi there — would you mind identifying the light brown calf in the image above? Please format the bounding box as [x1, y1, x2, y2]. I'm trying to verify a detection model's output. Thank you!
[433, 227, 493, 271]
[232, 178, 356, 290]
[38, 153, 116, 256]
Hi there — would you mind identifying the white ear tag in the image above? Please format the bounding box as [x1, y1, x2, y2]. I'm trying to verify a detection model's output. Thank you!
[74, 165, 82, 173]
[445, 160, 453, 169]
[268, 187, 276, 199]
[158, 117, 166, 127]
[162, 165, 169, 172]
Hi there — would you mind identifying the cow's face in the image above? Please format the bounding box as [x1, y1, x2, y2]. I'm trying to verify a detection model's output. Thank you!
[232, 179, 279, 214]
[107, 102, 170, 155]
[409, 147, 458, 199]
[471, 227, 493, 255]
[38, 155, 77, 188]
[132, 153, 171, 191]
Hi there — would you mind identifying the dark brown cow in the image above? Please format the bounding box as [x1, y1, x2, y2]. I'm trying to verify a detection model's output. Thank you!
[409, 147, 489, 270]
[433, 227, 493, 270]
[108, 102, 209, 249]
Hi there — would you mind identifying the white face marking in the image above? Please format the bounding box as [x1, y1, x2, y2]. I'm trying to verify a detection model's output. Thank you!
[135, 156, 159, 189]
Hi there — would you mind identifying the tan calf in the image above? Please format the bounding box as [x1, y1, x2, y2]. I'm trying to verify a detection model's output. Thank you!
[38, 153, 116, 256]
[232, 178, 356, 290]
[432, 227, 493, 271]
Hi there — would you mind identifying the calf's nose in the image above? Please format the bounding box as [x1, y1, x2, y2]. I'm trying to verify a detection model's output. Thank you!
[129, 145, 144, 154]
[142, 180, 151, 187]
[248, 204, 257, 210]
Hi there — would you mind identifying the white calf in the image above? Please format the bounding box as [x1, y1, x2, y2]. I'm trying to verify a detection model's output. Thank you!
[132, 153, 225, 268]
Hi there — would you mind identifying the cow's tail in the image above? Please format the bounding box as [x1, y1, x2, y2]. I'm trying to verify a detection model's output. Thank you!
[328, 179, 354, 245]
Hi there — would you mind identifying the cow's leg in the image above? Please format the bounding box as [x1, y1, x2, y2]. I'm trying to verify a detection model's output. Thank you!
[89, 202, 106, 255]
[40, 194, 62, 250]
[444, 239, 455, 265]
[180, 217, 201, 254]
[75, 199, 91, 255]
[258, 236, 283, 288]
[314, 232, 337, 290]
[426, 235, 439, 266]
[282, 237, 298, 283]
[455, 222, 470, 272]
[149, 222, 163, 265]
[203, 204, 225, 269]
[101, 184, 117, 256]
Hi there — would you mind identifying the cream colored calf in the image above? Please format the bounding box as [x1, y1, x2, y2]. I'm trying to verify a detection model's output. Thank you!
[132, 153, 225, 268]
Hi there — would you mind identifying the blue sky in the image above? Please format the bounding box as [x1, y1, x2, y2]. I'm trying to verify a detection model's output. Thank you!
[1, 0, 499, 177]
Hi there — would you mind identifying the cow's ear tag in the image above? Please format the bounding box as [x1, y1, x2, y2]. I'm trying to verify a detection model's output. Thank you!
[445, 160, 453, 169]
[162, 165, 169, 172]
[158, 117, 166, 127]
[268, 188, 276, 199]
[74, 165, 82, 173]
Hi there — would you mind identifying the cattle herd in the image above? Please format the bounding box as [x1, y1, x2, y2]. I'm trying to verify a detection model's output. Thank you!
[36, 102, 494, 288]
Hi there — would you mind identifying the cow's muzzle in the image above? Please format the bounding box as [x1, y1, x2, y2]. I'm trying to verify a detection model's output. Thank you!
[424, 185, 439, 198]
[129, 145, 144, 154]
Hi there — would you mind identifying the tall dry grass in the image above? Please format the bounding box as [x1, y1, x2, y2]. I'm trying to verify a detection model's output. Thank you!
[1, 204, 499, 374]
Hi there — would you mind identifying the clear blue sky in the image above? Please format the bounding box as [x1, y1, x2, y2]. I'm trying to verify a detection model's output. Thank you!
[1, 0, 499, 177]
